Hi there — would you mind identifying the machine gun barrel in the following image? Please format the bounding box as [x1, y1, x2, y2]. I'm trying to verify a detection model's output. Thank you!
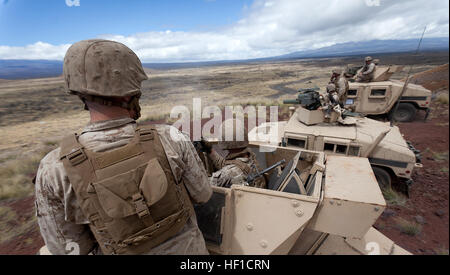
[283, 99, 300, 104]
[299, 87, 320, 92]
[246, 159, 286, 185]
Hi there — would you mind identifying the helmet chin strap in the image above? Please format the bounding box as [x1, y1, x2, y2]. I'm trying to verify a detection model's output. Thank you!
[128, 95, 141, 120]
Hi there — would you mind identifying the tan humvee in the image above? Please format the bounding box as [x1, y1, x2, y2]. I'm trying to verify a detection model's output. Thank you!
[195, 145, 410, 255]
[248, 106, 422, 190]
[38, 145, 411, 255]
[344, 65, 432, 122]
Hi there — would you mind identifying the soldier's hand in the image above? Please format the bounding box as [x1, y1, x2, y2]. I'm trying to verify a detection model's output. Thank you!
[199, 139, 213, 154]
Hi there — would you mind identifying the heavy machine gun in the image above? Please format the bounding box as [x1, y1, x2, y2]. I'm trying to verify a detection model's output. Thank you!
[283, 88, 322, 110]
[246, 159, 286, 186]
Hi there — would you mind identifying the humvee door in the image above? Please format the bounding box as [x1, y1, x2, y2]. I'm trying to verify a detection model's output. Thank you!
[348, 84, 393, 114]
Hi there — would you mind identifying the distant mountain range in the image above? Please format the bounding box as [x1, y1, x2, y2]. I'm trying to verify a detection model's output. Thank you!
[0, 59, 63, 80]
[0, 37, 448, 79]
[275, 37, 449, 59]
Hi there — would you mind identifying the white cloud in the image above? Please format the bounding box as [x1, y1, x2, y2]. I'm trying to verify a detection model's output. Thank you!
[0, 0, 448, 62]
[0, 42, 71, 60]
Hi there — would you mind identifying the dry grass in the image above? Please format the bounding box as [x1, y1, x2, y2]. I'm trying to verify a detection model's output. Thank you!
[382, 188, 408, 206]
[433, 247, 449, 255]
[432, 151, 449, 162]
[0, 144, 57, 200]
[140, 113, 170, 124]
[375, 220, 386, 231]
[435, 93, 449, 105]
[0, 206, 37, 244]
[141, 100, 286, 124]
[395, 217, 422, 236]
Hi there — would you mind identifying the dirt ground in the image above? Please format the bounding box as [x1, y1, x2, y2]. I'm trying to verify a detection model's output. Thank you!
[373, 63, 449, 255]
[374, 103, 449, 255]
[0, 53, 448, 255]
[0, 197, 44, 255]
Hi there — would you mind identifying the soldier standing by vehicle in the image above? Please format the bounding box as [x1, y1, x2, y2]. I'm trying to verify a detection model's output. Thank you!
[330, 69, 349, 106]
[35, 39, 212, 255]
[355, 56, 376, 83]
[321, 84, 341, 119]
[198, 119, 266, 189]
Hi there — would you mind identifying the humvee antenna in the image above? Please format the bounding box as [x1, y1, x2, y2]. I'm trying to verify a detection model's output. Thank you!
[390, 26, 427, 127]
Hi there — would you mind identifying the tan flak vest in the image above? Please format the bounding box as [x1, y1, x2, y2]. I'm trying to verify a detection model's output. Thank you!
[59, 125, 194, 254]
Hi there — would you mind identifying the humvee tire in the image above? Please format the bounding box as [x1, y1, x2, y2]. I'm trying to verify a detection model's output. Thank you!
[389, 103, 417, 122]
[372, 166, 392, 190]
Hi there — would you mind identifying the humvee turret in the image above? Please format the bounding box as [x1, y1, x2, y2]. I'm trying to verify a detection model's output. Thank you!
[249, 99, 422, 191]
[344, 65, 432, 122]
[195, 145, 410, 255]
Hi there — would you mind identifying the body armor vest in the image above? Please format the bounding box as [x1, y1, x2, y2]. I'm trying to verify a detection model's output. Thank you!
[59, 125, 193, 254]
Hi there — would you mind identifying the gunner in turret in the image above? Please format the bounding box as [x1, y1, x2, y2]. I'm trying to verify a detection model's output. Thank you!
[321, 84, 341, 119]
[355, 56, 377, 83]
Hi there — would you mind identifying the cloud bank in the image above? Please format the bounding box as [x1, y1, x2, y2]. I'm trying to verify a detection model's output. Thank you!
[0, 0, 448, 62]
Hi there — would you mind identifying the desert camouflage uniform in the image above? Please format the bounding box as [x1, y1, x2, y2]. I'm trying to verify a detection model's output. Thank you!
[356, 63, 376, 82]
[334, 76, 349, 104]
[35, 118, 212, 255]
[208, 149, 265, 188]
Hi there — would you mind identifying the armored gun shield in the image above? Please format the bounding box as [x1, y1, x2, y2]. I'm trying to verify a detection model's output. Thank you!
[194, 145, 411, 255]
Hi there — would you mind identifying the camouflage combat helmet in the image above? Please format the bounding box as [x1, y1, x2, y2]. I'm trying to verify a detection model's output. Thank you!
[332, 69, 342, 75]
[63, 39, 148, 119]
[365, 56, 373, 62]
[219, 119, 249, 150]
[63, 39, 148, 97]
[326, 83, 336, 92]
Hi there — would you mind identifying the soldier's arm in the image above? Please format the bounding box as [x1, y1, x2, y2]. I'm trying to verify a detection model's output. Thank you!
[363, 63, 375, 75]
[162, 127, 212, 204]
[207, 150, 227, 171]
[210, 165, 245, 188]
[337, 78, 347, 96]
[34, 149, 96, 255]
[181, 137, 213, 203]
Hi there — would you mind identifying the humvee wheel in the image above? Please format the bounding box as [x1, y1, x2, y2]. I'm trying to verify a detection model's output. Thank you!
[390, 103, 417, 122]
[372, 166, 392, 190]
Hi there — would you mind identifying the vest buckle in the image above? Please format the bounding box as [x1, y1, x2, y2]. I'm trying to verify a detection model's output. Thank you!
[66, 148, 87, 166]
[132, 194, 150, 219]
[139, 129, 154, 141]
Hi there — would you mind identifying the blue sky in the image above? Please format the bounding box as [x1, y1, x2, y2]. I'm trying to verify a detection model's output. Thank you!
[0, 0, 250, 46]
[0, 0, 448, 62]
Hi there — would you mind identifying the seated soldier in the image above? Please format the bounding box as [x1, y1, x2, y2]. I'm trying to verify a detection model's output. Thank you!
[355, 56, 376, 83]
[198, 119, 266, 189]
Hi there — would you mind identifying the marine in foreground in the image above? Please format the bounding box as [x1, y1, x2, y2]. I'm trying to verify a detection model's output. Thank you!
[35, 39, 212, 255]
